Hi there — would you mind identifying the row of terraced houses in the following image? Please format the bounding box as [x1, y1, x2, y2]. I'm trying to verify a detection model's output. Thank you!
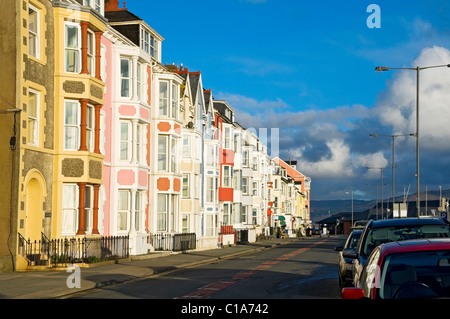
[0, 0, 311, 272]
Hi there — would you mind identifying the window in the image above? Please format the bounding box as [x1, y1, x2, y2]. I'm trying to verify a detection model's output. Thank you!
[182, 174, 189, 198]
[233, 169, 241, 191]
[86, 105, 94, 152]
[135, 191, 144, 232]
[223, 203, 232, 225]
[224, 127, 232, 149]
[252, 208, 257, 225]
[159, 81, 168, 116]
[28, 90, 39, 146]
[252, 156, 258, 171]
[157, 194, 167, 232]
[120, 121, 131, 160]
[150, 35, 158, 59]
[84, 185, 93, 233]
[120, 58, 131, 97]
[242, 177, 248, 195]
[242, 150, 249, 166]
[87, 31, 95, 75]
[65, 23, 80, 73]
[117, 190, 129, 231]
[158, 135, 177, 172]
[206, 144, 215, 166]
[64, 100, 79, 150]
[171, 83, 178, 120]
[182, 135, 190, 157]
[140, 28, 158, 59]
[205, 214, 215, 237]
[62, 184, 78, 235]
[182, 214, 189, 233]
[137, 63, 142, 100]
[28, 4, 39, 58]
[84, 0, 102, 13]
[157, 194, 177, 232]
[206, 177, 216, 203]
[136, 124, 147, 164]
[240, 206, 247, 223]
[252, 182, 258, 196]
[141, 28, 150, 54]
[158, 135, 167, 171]
[222, 165, 232, 188]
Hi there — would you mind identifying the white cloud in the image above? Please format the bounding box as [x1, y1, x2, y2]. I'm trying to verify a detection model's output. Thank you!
[374, 46, 450, 151]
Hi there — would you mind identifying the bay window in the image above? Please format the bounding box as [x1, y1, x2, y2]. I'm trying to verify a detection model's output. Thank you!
[87, 31, 95, 75]
[182, 174, 189, 198]
[158, 135, 177, 172]
[86, 104, 94, 152]
[157, 194, 177, 232]
[159, 80, 168, 117]
[65, 23, 80, 73]
[119, 121, 131, 160]
[222, 165, 232, 188]
[64, 100, 79, 150]
[120, 58, 131, 97]
[117, 190, 129, 231]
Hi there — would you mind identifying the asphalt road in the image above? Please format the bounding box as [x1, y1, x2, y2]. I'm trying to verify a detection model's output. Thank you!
[73, 235, 347, 299]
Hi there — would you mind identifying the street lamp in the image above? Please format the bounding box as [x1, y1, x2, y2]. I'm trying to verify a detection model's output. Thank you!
[369, 133, 415, 216]
[375, 64, 450, 217]
[346, 191, 354, 227]
[367, 166, 386, 219]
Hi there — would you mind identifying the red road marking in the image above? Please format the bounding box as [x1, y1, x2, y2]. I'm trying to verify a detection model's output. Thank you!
[176, 238, 330, 299]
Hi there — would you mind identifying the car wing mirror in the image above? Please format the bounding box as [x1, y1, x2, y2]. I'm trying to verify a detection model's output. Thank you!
[342, 248, 357, 259]
[334, 246, 344, 252]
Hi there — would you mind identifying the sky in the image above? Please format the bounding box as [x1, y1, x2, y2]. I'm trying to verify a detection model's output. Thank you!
[126, 0, 450, 201]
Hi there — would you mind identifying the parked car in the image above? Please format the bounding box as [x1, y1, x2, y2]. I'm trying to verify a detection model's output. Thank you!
[342, 238, 450, 299]
[335, 229, 363, 288]
[343, 217, 450, 286]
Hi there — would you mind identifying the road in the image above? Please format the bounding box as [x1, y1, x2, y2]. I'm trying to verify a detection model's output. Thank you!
[72, 235, 346, 299]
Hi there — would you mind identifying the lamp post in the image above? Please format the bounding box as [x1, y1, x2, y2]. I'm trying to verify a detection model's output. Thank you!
[367, 166, 386, 219]
[346, 191, 354, 227]
[375, 64, 450, 217]
[369, 133, 415, 216]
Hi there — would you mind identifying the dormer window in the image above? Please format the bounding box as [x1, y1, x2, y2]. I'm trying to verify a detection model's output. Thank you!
[84, 0, 103, 15]
[140, 27, 159, 60]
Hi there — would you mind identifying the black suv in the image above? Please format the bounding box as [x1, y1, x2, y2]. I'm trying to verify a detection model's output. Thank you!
[343, 217, 450, 286]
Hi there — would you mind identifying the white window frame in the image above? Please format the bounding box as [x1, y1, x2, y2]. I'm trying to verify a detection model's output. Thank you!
[86, 104, 94, 152]
[150, 34, 158, 59]
[117, 189, 130, 232]
[120, 58, 131, 98]
[182, 174, 189, 198]
[64, 100, 80, 151]
[62, 184, 78, 236]
[242, 177, 249, 195]
[28, 89, 39, 146]
[28, 4, 40, 59]
[119, 121, 132, 161]
[182, 135, 190, 157]
[84, 185, 93, 233]
[206, 177, 215, 203]
[223, 203, 232, 225]
[64, 22, 81, 73]
[159, 80, 168, 117]
[222, 165, 232, 188]
[224, 127, 232, 150]
[252, 181, 258, 196]
[87, 30, 95, 76]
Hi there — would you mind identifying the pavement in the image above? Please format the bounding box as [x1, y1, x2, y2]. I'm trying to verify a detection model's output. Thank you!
[0, 236, 319, 299]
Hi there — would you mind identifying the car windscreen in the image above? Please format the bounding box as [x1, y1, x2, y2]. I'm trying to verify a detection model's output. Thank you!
[379, 249, 450, 299]
[362, 225, 450, 256]
[347, 233, 361, 249]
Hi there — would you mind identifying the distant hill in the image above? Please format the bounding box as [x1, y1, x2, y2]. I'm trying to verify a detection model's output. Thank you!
[310, 189, 450, 223]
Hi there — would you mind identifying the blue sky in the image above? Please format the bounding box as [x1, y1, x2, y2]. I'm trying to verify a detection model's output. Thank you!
[127, 0, 450, 201]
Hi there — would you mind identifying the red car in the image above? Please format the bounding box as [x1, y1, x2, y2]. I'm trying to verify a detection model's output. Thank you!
[342, 238, 450, 299]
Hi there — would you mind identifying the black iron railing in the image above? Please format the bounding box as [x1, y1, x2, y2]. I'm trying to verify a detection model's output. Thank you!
[149, 233, 196, 252]
[18, 233, 129, 267]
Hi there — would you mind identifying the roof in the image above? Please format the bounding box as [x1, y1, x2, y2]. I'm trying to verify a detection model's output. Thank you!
[272, 157, 306, 183]
[371, 217, 448, 228]
[380, 238, 450, 256]
[105, 9, 143, 22]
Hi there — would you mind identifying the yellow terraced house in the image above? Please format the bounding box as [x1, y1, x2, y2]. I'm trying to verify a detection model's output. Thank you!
[53, 1, 107, 239]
